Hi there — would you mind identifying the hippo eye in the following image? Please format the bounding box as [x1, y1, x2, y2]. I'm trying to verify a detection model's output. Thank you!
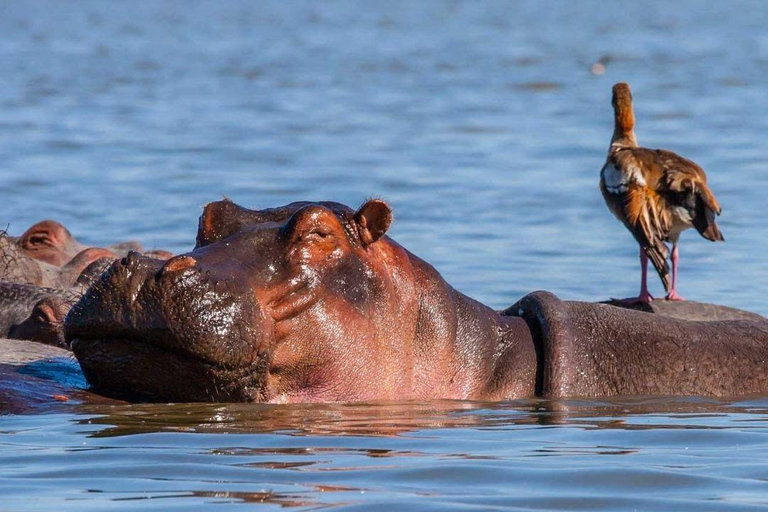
[303, 229, 331, 241]
[27, 234, 52, 247]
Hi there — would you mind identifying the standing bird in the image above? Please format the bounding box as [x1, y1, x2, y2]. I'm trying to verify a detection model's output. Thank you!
[600, 82, 724, 302]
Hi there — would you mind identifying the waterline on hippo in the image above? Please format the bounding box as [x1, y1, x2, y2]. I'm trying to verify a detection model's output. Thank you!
[65, 199, 768, 403]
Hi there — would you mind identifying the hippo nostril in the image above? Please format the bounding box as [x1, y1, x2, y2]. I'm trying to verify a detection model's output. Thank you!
[121, 250, 142, 268]
[158, 255, 198, 278]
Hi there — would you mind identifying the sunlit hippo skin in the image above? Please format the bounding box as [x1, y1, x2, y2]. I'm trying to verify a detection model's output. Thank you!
[1, 230, 117, 289]
[66, 199, 768, 403]
[16, 220, 143, 267]
[1, 220, 172, 287]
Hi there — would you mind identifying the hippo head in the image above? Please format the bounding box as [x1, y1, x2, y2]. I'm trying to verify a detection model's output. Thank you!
[18, 220, 87, 267]
[1, 225, 117, 288]
[66, 199, 421, 403]
[18, 219, 150, 266]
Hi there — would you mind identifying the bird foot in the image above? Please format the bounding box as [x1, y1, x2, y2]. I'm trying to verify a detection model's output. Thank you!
[665, 290, 686, 301]
[614, 291, 654, 305]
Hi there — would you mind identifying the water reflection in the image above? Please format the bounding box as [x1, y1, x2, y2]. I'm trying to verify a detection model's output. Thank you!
[113, 490, 320, 507]
[3, 0, 768, 508]
[3, 397, 768, 510]
[74, 397, 768, 438]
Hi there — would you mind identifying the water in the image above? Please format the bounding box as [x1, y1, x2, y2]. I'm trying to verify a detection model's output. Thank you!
[5, 398, 768, 511]
[1, 1, 768, 509]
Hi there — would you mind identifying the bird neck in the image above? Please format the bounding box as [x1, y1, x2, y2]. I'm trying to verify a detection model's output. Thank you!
[611, 100, 638, 148]
[610, 128, 638, 149]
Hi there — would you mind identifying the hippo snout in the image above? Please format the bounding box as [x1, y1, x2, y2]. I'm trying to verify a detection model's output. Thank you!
[120, 250, 142, 268]
[64, 251, 271, 402]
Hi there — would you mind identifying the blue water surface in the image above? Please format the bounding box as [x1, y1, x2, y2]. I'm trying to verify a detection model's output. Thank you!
[1, 1, 768, 510]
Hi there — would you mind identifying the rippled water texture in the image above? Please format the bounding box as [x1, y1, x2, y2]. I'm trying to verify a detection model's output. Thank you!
[2, 1, 768, 510]
[5, 398, 768, 510]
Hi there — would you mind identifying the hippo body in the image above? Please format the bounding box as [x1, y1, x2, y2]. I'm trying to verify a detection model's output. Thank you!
[61, 199, 768, 404]
[4, 295, 766, 414]
[511, 293, 768, 397]
[0, 338, 120, 414]
[0, 256, 136, 348]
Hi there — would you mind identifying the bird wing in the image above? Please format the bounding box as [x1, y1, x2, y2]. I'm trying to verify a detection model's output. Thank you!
[602, 149, 673, 292]
[650, 149, 724, 242]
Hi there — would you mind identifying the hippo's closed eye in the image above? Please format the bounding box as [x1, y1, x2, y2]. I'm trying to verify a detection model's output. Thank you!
[18, 220, 82, 267]
[285, 206, 345, 248]
[301, 228, 332, 240]
[25, 234, 52, 247]
[19, 220, 71, 249]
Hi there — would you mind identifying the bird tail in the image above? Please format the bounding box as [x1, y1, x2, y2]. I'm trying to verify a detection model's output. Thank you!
[693, 186, 725, 242]
[643, 241, 672, 293]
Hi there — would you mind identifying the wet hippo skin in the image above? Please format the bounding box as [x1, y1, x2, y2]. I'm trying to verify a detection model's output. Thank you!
[0, 257, 134, 348]
[508, 292, 768, 397]
[63, 199, 768, 403]
[0, 338, 121, 415]
[1, 220, 173, 347]
[0, 283, 81, 348]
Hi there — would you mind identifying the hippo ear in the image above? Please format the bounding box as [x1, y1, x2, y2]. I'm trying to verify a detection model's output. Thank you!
[196, 200, 262, 248]
[32, 297, 66, 325]
[354, 200, 392, 246]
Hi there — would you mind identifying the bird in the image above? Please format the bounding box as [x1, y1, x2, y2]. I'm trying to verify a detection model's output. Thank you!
[599, 82, 724, 302]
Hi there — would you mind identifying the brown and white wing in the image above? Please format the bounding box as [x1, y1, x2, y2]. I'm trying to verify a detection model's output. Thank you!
[652, 149, 724, 242]
[601, 153, 673, 292]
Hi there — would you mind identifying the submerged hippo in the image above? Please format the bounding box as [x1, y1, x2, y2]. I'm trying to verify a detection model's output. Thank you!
[0, 284, 80, 348]
[1, 220, 173, 288]
[14, 220, 144, 267]
[1, 220, 172, 348]
[0, 256, 120, 348]
[64, 199, 768, 403]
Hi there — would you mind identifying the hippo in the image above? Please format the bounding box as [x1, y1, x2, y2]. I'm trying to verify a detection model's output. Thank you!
[2, 226, 117, 288]
[0, 284, 80, 348]
[64, 199, 768, 403]
[0, 337, 121, 415]
[1, 221, 173, 288]
[15, 220, 144, 267]
[0, 255, 120, 348]
[1, 220, 172, 348]
[0, 226, 120, 345]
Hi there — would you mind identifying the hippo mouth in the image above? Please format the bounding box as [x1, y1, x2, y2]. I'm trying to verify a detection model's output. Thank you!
[65, 252, 271, 402]
[68, 335, 269, 403]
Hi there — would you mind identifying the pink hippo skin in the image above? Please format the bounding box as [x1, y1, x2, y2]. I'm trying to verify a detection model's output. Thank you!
[2, 220, 172, 288]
